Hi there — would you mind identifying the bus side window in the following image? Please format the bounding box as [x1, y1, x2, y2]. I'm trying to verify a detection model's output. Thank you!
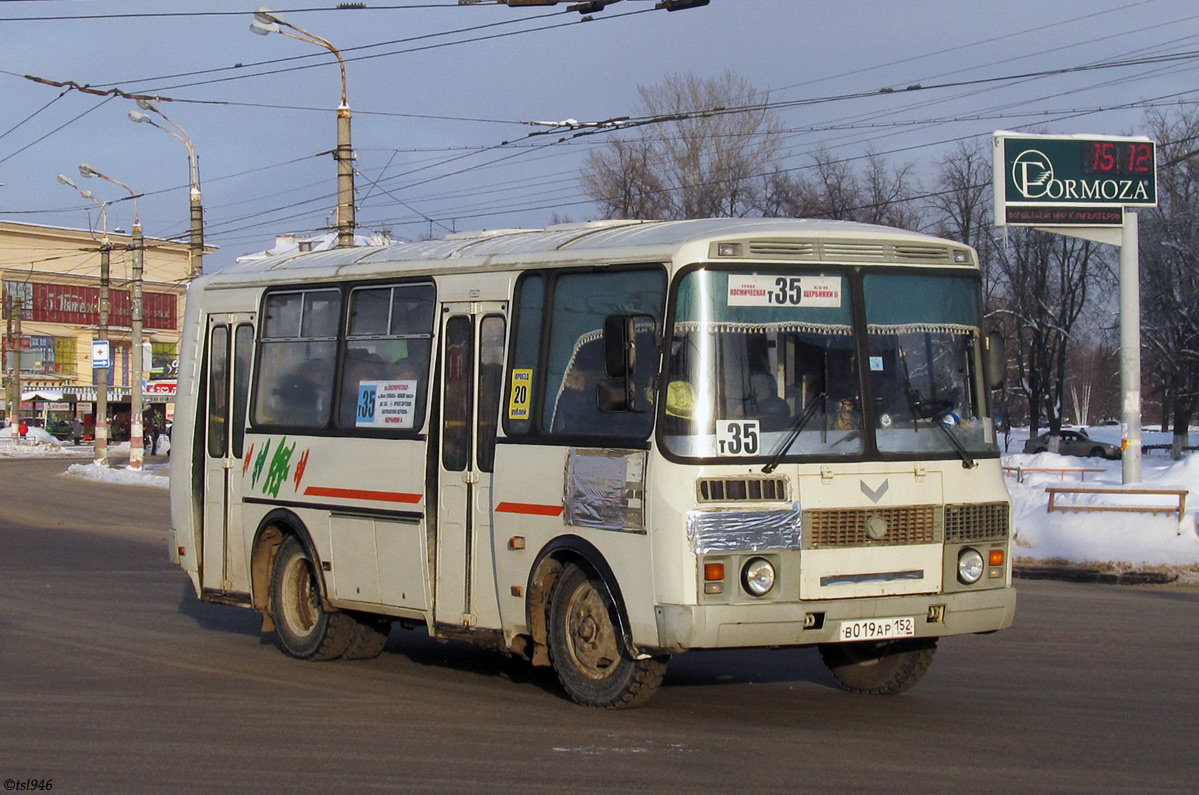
[207, 325, 229, 458]
[338, 283, 435, 433]
[252, 289, 340, 429]
[442, 315, 473, 471]
[541, 269, 665, 439]
[231, 324, 254, 458]
[505, 273, 546, 437]
[477, 315, 505, 472]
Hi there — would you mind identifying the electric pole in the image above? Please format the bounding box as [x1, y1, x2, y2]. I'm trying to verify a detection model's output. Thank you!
[129, 222, 145, 470]
[95, 241, 111, 466]
[5, 294, 12, 423]
[12, 297, 22, 426]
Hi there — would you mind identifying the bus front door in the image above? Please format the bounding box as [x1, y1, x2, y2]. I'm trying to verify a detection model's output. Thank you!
[434, 305, 506, 630]
[201, 316, 255, 596]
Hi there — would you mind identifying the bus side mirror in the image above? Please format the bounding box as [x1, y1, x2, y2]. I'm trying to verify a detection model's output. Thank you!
[985, 331, 1005, 390]
[603, 314, 636, 378]
[600, 315, 637, 412]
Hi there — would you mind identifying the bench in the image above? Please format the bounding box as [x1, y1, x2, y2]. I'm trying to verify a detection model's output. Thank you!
[1046, 486, 1189, 521]
[1142, 444, 1199, 454]
[1004, 466, 1105, 484]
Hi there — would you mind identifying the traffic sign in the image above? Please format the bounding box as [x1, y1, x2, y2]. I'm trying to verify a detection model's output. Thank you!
[91, 340, 110, 369]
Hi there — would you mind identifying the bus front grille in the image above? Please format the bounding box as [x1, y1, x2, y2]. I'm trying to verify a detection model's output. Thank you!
[697, 476, 789, 503]
[804, 506, 939, 549]
[944, 502, 1010, 542]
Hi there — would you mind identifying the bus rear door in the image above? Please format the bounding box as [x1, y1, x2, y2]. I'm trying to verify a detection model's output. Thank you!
[434, 304, 506, 630]
[201, 316, 255, 596]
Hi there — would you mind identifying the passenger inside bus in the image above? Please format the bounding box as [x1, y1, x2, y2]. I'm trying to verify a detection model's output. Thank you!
[276, 360, 331, 427]
[746, 372, 791, 431]
[552, 345, 603, 434]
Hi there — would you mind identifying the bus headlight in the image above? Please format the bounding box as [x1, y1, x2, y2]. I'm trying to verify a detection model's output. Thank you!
[742, 557, 776, 596]
[957, 548, 985, 584]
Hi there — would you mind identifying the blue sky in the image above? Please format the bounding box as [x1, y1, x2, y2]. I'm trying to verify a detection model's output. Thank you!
[1, 0, 1196, 270]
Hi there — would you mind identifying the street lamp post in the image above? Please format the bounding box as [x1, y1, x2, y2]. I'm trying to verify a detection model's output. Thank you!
[57, 173, 112, 467]
[251, 7, 356, 247]
[129, 102, 204, 280]
[79, 164, 146, 471]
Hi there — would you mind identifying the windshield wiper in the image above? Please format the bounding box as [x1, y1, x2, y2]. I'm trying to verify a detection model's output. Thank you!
[762, 392, 825, 474]
[895, 348, 975, 468]
[930, 409, 976, 469]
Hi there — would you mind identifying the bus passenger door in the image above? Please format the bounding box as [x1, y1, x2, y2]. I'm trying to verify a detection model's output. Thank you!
[201, 316, 255, 595]
[434, 304, 506, 629]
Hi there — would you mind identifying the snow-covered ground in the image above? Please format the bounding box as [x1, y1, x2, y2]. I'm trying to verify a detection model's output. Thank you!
[4, 422, 1198, 575]
[1001, 425, 1199, 578]
[0, 425, 170, 487]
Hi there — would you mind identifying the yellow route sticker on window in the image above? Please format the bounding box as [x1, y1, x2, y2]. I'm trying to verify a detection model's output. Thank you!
[508, 368, 533, 420]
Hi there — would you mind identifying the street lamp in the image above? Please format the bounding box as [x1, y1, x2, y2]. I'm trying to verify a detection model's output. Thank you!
[56, 173, 112, 467]
[78, 164, 147, 471]
[129, 101, 205, 280]
[251, 7, 356, 248]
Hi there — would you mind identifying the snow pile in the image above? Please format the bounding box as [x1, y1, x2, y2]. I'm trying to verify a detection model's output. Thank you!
[0, 425, 77, 457]
[64, 460, 169, 489]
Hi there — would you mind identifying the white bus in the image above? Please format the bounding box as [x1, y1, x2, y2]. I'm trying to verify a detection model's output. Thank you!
[170, 218, 1015, 708]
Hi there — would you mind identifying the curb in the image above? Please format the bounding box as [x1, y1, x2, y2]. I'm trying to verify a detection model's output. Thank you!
[1013, 565, 1178, 585]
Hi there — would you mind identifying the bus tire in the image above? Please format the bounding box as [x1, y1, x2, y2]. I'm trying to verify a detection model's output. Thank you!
[341, 613, 391, 661]
[548, 563, 667, 709]
[271, 535, 354, 661]
[819, 637, 937, 695]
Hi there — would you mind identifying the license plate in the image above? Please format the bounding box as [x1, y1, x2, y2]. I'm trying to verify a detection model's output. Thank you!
[838, 616, 917, 642]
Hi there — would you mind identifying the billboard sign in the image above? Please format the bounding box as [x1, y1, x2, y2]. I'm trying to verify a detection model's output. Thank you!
[993, 132, 1156, 227]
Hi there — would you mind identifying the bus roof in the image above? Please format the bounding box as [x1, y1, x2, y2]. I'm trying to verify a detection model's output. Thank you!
[204, 218, 975, 286]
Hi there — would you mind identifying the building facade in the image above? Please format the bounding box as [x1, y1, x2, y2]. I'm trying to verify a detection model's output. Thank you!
[1, 220, 197, 436]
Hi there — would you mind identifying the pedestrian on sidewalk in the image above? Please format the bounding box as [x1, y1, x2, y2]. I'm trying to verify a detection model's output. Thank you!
[71, 417, 83, 446]
[17, 419, 29, 442]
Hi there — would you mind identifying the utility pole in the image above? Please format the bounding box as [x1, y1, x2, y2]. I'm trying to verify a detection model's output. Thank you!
[128, 102, 204, 278]
[190, 177, 205, 279]
[129, 222, 145, 470]
[5, 294, 12, 423]
[251, 9, 355, 247]
[12, 297, 22, 425]
[95, 241, 111, 466]
[336, 103, 355, 248]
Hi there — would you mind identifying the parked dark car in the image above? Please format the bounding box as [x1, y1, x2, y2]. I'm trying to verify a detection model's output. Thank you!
[1023, 428, 1121, 459]
[45, 420, 72, 441]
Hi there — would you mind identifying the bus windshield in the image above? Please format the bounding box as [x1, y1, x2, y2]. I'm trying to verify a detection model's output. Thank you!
[661, 268, 994, 461]
[863, 271, 991, 456]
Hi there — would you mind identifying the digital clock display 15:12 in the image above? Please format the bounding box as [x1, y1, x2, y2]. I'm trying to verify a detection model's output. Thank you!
[1081, 141, 1154, 176]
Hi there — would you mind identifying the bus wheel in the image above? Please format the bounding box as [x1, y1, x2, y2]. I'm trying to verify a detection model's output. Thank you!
[548, 563, 668, 709]
[341, 613, 391, 661]
[271, 535, 354, 661]
[819, 637, 937, 695]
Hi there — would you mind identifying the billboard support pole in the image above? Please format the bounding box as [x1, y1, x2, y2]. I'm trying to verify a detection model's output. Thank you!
[1119, 211, 1142, 483]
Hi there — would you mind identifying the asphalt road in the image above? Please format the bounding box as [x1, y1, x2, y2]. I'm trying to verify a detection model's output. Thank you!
[1, 456, 1196, 793]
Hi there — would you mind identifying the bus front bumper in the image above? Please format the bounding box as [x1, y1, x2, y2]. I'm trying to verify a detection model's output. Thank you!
[652, 586, 1016, 652]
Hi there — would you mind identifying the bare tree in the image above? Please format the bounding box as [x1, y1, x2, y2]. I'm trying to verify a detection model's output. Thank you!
[581, 72, 784, 220]
[579, 136, 669, 220]
[1140, 107, 1199, 457]
[928, 140, 998, 291]
[996, 230, 1112, 441]
[764, 146, 922, 230]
